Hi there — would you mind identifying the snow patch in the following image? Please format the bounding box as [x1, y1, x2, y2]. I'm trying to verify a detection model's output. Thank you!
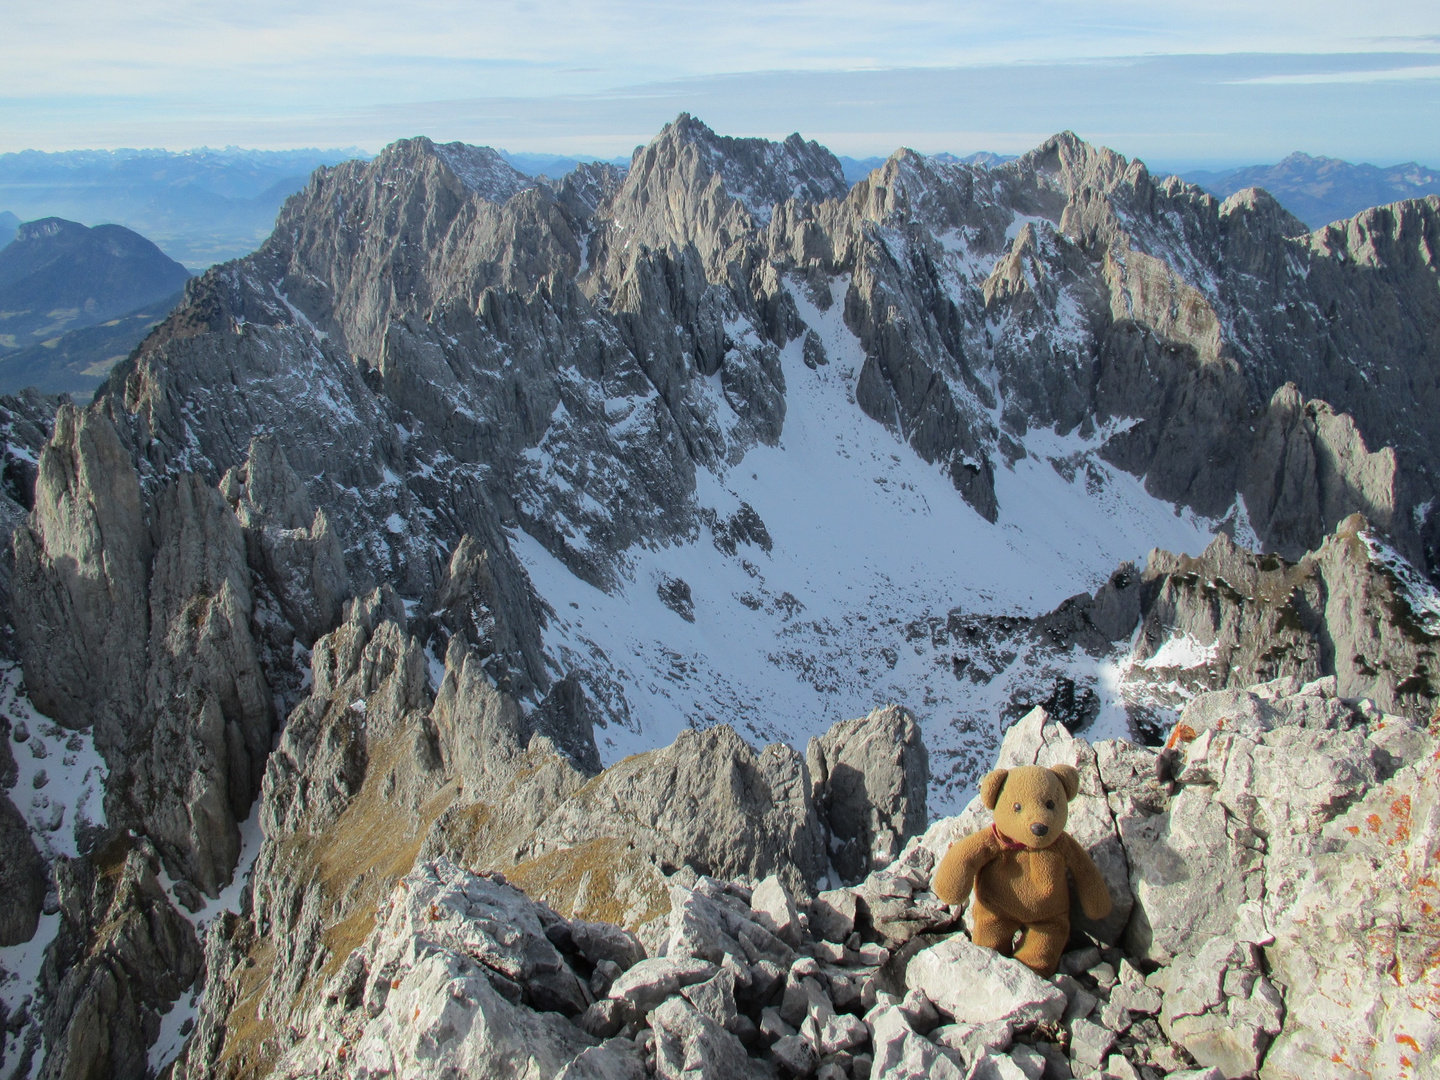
[1141, 634, 1219, 670]
[1, 664, 106, 860]
[1361, 529, 1440, 635]
[0, 665, 108, 1078]
[514, 275, 1220, 812]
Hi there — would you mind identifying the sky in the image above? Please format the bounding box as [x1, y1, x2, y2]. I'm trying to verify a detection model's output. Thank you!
[2, 1, 1439, 168]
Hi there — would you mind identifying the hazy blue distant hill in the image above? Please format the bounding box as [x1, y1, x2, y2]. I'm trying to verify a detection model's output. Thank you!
[1182, 152, 1440, 229]
[0, 211, 17, 248]
[0, 289, 181, 396]
[0, 217, 188, 358]
[0, 146, 365, 267]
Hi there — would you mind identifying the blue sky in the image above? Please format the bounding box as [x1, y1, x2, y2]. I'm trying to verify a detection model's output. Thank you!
[2, 1, 1439, 167]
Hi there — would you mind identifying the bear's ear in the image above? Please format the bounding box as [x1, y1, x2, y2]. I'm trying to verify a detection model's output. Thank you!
[1050, 764, 1080, 802]
[980, 769, 1009, 810]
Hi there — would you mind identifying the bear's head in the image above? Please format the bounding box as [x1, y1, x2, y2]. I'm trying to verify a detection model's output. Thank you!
[980, 764, 1080, 850]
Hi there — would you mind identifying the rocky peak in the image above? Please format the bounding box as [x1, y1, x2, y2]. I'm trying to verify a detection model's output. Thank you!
[429, 140, 534, 203]
[589, 114, 846, 297]
[1217, 185, 1310, 239]
[1016, 130, 1145, 203]
[554, 160, 628, 220]
[633, 114, 848, 223]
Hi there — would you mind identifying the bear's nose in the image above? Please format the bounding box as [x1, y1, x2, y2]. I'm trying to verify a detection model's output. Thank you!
[1030, 822, 1049, 837]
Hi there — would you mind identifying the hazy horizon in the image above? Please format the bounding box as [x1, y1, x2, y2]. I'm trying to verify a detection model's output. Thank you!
[2, 118, 1438, 179]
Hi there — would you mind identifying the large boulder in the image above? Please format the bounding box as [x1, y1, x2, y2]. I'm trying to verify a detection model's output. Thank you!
[608, 957, 718, 1018]
[650, 996, 766, 1080]
[867, 1004, 966, 1080]
[905, 935, 1067, 1028]
[1122, 677, 1387, 962]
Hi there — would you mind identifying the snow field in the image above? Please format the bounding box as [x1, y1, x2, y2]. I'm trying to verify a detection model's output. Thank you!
[516, 277, 1219, 812]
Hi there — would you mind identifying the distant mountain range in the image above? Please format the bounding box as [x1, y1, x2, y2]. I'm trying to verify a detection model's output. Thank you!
[1181, 152, 1440, 229]
[0, 147, 363, 267]
[0, 216, 189, 394]
[499, 150, 631, 177]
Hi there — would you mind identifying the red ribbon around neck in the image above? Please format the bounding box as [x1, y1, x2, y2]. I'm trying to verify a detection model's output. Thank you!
[991, 823, 1030, 852]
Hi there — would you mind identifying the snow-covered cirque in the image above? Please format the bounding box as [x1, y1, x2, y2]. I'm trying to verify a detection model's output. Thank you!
[518, 280, 1218, 811]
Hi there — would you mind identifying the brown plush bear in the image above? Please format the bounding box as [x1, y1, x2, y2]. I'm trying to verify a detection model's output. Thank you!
[932, 764, 1112, 977]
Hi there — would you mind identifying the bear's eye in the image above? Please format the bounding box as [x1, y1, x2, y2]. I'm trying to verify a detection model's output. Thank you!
[1012, 802, 1022, 812]
[1046, 799, 1055, 810]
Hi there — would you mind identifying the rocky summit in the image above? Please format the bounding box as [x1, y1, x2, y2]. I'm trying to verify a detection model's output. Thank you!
[0, 114, 1439, 1079]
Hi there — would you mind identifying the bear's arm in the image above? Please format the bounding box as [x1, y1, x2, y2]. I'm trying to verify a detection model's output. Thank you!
[931, 828, 1000, 907]
[1060, 833, 1113, 920]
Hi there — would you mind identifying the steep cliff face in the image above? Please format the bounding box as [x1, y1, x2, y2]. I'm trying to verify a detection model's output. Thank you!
[1, 115, 1439, 1078]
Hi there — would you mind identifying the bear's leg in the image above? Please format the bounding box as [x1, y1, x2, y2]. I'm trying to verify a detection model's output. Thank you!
[1013, 914, 1069, 977]
[970, 902, 1023, 957]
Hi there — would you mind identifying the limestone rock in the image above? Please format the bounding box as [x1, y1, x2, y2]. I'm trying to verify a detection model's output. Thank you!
[807, 704, 929, 882]
[650, 995, 766, 1080]
[904, 935, 1067, 1028]
[372, 859, 590, 1016]
[558, 1039, 648, 1080]
[531, 724, 826, 893]
[866, 1004, 966, 1080]
[39, 843, 202, 1080]
[12, 405, 150, 735]
[809, 889, 858, 944]
[570, 919, 646, 972]
[286, 949, 593, 1079]
[608, 957, 717, 1017]
[1156, 938, 1283, 1079]
[0, 790, 44, 945]
[750, 875, 802, 947]
[227, 434, 350, 644]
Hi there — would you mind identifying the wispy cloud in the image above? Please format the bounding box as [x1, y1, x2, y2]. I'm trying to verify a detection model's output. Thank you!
[1231, 64, 1440, 85]
[0, 3, 1437, 164]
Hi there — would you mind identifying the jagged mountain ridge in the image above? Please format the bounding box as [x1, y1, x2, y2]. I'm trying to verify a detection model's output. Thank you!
[4, 114, 1440, 1079]
[5, 112, 1437, 869]
[124, 118, 1440, 574]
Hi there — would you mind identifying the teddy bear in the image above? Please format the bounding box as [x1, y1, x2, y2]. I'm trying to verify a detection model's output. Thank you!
[932, 763, 1112, 977]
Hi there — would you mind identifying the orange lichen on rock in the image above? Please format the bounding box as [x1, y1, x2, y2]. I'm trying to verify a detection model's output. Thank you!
[1165, 723, 1198, 748]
